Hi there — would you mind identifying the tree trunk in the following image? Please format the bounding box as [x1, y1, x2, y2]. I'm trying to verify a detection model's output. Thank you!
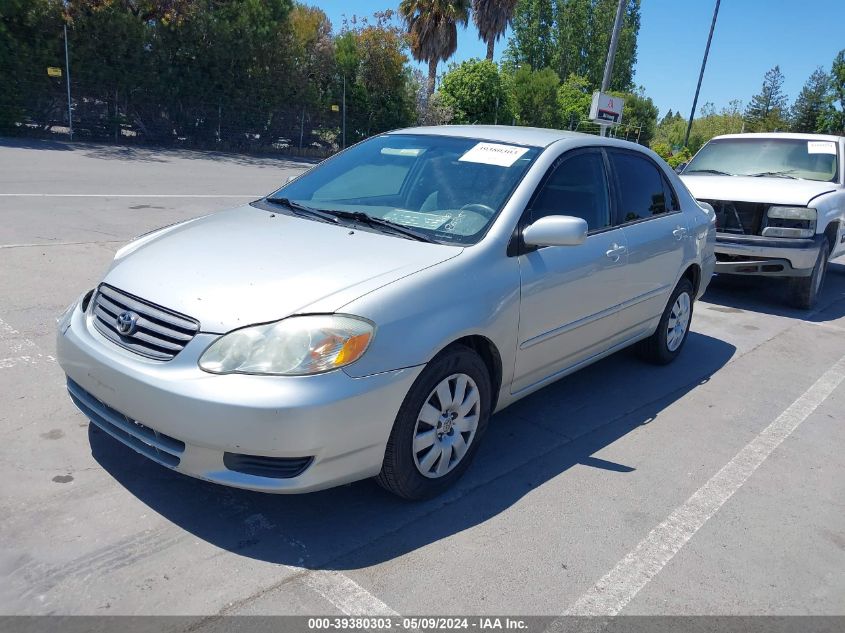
[486, 38, 495, 61]
[427, 58, 438, 96]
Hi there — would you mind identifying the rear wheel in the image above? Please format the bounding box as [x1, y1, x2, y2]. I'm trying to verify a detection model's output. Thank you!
[789, 239, 830, 310]
[639, 278, 694, 365]
[377, 345, 491, 500]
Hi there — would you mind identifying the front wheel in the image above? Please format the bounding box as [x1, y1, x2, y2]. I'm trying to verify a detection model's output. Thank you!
[638, 278, 694, 365]
[376, 345, 491, 500]
[789, 239, 830, 310]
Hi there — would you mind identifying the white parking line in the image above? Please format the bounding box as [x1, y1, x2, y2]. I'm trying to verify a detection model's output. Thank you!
[0, 193, 260, 198]
[561, 352, 845, 618]
[0, 316, 55, 369]
[303, 570, 399, 616]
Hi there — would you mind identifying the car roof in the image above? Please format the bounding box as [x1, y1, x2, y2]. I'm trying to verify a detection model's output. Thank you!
[387, 125, 597, 148]
[710, 132, 845, 143]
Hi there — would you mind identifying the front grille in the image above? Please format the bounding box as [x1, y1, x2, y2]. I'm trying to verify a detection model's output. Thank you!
[67, 378, 185, 468]
[702, 199, 767, 236]
[92, 284, 199, 360]
[223, 452, 313, 479]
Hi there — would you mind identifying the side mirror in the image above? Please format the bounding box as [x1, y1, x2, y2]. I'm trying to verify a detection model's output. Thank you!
[523, 215, 588, 248]
[674, 162, 687, 174]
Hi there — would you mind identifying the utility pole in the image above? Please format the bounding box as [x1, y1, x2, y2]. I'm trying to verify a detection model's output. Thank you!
[599, 0, 626, 137]
[684, 0, 720, 148]
[342, 74, 346, 149]
[64, 22, 73, 140]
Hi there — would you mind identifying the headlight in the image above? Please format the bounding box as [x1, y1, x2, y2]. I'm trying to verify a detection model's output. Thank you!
[767, 206, 816, 221]
[198, 315, 374, 376]
[762, 206, 816, 238]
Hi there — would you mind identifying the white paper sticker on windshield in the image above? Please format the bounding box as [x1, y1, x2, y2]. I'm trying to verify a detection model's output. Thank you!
[808, 141, 837, 155]
[458, 142, 529, 167]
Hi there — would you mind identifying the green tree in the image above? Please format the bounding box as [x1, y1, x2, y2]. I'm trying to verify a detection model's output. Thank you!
[818, 49, 845, 134]
[553, 0, 590, 80]
[342, 11, 417, 141]
[745, 65, 789, 132]
[438, 58, 508, 123]
[471, 0, 518, 61]
[508, 65, 560, 127]
[505, 0, 640, 91]
[584, 0, 640, 91]
[503, 0, 554, 70]
[399, 0, 470, 96]
[791, 67, 829, 133]
[655, 100, 743, 154]
[557, 73, 591, 129]
[0, 0, 66, 132]
[608, 87, 657, 145]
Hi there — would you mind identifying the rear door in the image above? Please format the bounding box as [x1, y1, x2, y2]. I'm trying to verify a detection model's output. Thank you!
[606, 149, 688, 339]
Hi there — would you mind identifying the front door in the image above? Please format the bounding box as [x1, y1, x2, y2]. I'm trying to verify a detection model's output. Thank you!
[513, 149, 628, 394]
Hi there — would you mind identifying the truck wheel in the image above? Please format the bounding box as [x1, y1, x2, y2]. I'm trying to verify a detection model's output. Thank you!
[377, 345, 491, 500]
[638, 278, 694, 365]
[789, 239, 830, 310]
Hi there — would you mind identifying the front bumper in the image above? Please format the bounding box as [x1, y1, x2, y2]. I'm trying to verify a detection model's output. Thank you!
[57, 301, 423, 493]
[714, 234, 824, 277]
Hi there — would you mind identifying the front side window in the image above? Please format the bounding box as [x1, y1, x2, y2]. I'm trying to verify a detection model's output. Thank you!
[268, 134, 540, 245]
[609, 151, 670, 223]
[528, 151, 610, 232]
[684, 138, 840, 182]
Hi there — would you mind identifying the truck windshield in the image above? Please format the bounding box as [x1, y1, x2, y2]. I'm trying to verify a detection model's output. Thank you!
[265, 134, 540, 245]
[685, 138, 839, 183]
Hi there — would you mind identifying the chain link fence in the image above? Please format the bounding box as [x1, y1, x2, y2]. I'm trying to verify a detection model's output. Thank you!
[1, 76, 346, 159]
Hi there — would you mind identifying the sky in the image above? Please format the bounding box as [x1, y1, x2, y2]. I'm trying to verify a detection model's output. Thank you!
[314, 0, 845, 118]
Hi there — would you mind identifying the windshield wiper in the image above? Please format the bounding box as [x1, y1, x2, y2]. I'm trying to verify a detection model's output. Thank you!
[265, 198, 436, 243]
[265, 197, 340, 224]
[683, 169, 733, 176]
[326, 210, 435, 243]
[746, 170, 798, 179]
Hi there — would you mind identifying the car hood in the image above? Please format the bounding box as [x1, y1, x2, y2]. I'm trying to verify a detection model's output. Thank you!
[680, 175, 837, 206]
[103, 205, 462, 333]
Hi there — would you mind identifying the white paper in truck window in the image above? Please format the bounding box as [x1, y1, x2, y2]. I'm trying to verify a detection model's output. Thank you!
[807, 141, 837, 155]
[459, 142, 529, 167]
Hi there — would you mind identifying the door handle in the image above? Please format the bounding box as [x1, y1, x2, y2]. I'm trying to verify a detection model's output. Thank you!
[605, 243, 626, 262]
[673, 226, 688, 240]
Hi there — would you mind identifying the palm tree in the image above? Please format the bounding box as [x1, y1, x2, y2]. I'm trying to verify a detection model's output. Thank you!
[399, 0, 471, 96]
[472, 0, 518, 61]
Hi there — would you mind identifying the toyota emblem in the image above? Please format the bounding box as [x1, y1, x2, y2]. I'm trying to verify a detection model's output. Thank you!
[116, 311, 139, 336]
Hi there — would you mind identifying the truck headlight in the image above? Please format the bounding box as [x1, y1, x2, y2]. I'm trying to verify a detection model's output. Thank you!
[762, 206, 816, 238]
[198, 315, 374, 376]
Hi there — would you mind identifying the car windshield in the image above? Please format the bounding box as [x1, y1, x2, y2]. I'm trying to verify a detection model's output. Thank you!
[684, 138, 840, 182]
[265, 133, 540, 245]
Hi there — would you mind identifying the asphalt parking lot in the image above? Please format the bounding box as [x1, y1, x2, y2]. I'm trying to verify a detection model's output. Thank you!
[1, 137, 844, 620]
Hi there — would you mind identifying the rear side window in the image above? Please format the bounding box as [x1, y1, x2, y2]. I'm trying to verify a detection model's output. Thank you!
[528, 151, 610, 232]
[609, 151, 672, 223]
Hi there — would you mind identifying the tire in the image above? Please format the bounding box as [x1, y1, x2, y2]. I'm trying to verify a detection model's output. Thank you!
[789, 239, 830, 310]
[376, 345, 492, 500]
[639, 278, 695, 365]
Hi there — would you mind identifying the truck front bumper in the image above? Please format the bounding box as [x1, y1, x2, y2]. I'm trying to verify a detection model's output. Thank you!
[714, 234, 824, 277]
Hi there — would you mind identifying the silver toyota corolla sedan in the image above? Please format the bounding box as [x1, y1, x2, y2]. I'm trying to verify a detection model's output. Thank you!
[57, 126, 716, 499]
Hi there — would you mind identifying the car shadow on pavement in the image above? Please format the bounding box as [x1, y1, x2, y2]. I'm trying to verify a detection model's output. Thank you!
[0, 135, 320, 167]
[89, 331, 735, 572]
[701, 260, 845, 323]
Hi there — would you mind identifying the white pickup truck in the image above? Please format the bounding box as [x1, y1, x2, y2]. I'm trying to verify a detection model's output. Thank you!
[680, 133, 844, 308]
